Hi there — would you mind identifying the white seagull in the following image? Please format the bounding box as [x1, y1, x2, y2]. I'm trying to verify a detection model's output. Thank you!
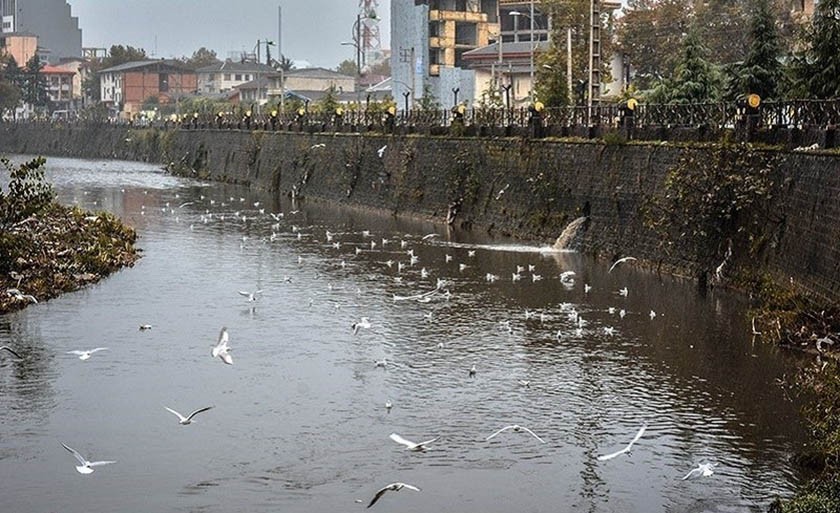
[164, 405, 214, 425]
[67, 348, 108, 361]
[682, 462, 716, 480]
[0, 345, 22, 359]
[486, 425, 546, 444]
[377, 145, 387, 158]
[211, 327, 233, 365]
[597, 425, 647, 461]
[367, 482, 421, 508]
[61, 443, 116, 474]
[389, 433, 440, 452]
[609, 256, 637, 273]
[352, 317, 372, 335]
[238, 289, 263, 302]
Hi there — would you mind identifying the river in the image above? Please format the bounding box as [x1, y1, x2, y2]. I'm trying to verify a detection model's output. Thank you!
[0, 156, 809, 513]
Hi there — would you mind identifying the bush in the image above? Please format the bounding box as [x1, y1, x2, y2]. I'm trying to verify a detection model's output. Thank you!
[0, 157, 54, 231]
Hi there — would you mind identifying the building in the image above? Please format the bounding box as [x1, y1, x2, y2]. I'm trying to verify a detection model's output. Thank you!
[284, 68, 356, 94]
[0, 31, 36, 65]
[391, 0, 499, 111]
[196, 61, 276, 95]
[41, 64, 75, 110]
[0, 0, 81, 63]
[99, 60, 197, 115]
[498, 0, 548, 43]
[462, 40, 549, 105]
[231, 68, 358, 107]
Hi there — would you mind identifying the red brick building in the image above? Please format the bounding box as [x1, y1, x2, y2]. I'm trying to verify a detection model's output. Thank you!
[99, 60, 197, 114]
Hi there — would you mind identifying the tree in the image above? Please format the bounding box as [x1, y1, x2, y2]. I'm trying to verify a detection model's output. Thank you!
[276, 55, 295, 72]
[543, 0, 615, 89]
[85, 45, 148, 104]
[314, 85, 341, 114]
[183, 47, 220, 70]
[534, 49, 569, 107]
[794, 0, 840, 99]
[0, 54, 23, 116]
[648, 29, 721, 103]
[728, 0, 784, 101]
[336, 58, 359, 77]
[416, 84, 441, 111]
[22, 55, 49, 109]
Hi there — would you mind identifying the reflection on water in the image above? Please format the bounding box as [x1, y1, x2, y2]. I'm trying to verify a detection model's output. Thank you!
[0, 156, 808, 513]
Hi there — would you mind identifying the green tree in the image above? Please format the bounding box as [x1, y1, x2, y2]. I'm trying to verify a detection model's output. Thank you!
[534, 50, 569, 107]
[416, 84, 441, 111]
[314, 85, 340, 114]
[0, 157, 54, 232]
[0, 54, 23, 116]
[336, 59, 359, 77]
[276, 55, 295, 72]
[794, 0, 840, 98]
[648, 29, 721, 104]
[543, 0, 615, 88]
[183, 47, 220, 70]
[22, 55, 49, 108]
[728, 0, 784, 101]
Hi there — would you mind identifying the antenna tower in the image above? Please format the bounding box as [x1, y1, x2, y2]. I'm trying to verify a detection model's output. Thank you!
[358, 0, 382, 67]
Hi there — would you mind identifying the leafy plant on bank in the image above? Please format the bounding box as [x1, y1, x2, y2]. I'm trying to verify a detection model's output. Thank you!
[642, 143, 780, 271]
[0, 157, 55, 232]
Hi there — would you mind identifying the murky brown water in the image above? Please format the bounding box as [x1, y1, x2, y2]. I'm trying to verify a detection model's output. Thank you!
[0, 156, 808, 513]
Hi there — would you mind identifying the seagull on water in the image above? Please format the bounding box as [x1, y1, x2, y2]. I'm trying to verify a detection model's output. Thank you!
[597, 425, 646, 461]
[0, 345, 23, 359]
[682, 462, 716, 480]
[389, 433, 439, 452]
[486, 425, 546, 444]
[211, 327, 233, 365]
[469, 364, 477, 377]
[352, 317, 372, 335]
[367, 482, 421, 508]
[67, 348, 108, 361]
[609, 256, 637, 273]
[61, 443, 116, 474]
[238, 289, 263, 302]
[164, 405, 214, 425]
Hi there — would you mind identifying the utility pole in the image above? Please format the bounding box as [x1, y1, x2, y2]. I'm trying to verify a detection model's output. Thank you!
[588, 0, 601, 110]
[567, 28, 573, 104]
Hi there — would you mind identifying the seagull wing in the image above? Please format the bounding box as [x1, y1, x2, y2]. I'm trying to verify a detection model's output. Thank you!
[90, 347, 108, 354]
[597, 448, 627, 461]
[164, 407, 187, 422]
[401, 483, 421, 492]
[417, 436, 440, 447]
[682, 466, 702, 480]
[486, 425, 514, 441]
[238, 291, 251, 298]
[625, 425, 646, 451]
[67, 350, 86, 355]
[367, 486, 392, 508]
[185, 406, 214, 421]
[219, 351, 233, 365]
[88, 460, 116, 467]
[519, 426, 546, 444]
[218, 327, 229, 345]
[61, 443, 88, 466]
[608, 256, 637, 273]
[0, 346, 22, 359]
[389, 433, 416, 448]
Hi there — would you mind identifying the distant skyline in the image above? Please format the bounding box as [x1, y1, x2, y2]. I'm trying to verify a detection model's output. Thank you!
[67, 0, 390, 68]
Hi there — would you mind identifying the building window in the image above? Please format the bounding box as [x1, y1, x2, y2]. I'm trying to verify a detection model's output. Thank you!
[224, 73, 231, 80]
[159, 73, 169, 92]
[245, 74, 251, 81]
[235, 74, 242, 81]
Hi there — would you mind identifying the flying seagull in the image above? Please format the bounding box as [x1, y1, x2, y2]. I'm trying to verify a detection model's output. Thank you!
[682, 462, 716, 480]
[0, 345, 22, 359]
[67, 348, 108, 361]
[389, 433, 439, 452]
[61, 443, 116, 475]
[352, 317, 372, 335]
[597, 425, 646, 461]
[164, 405, 214, 425]
[377, 145, 387, 158]
[211, 327, 233, 365]
[486, 425, 546, 444]
[367, 482, 421, 508]
[608, 256, 637, 273]
[238, 289, 263, 302]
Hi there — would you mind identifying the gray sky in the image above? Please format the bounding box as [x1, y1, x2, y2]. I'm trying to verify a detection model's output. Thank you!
[68, 0, 390, 69]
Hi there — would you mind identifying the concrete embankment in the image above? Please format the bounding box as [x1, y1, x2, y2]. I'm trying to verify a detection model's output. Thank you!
[1, 123, 838, 304]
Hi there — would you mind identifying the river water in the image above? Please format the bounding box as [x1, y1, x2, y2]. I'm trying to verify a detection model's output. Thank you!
[0, 156, 809, 513]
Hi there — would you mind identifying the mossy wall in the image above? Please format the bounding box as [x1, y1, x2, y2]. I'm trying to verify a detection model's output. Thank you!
[1, 124, 838, 303]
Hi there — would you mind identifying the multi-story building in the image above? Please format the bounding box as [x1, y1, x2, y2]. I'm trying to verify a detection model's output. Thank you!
[0, 0, 81, 63]
[391, 0, 499, 110]
[0, 31, 37, 65]
[99, 60, 197, 115]
[196, 61, 277, 95]
[41, 64, 75, 110]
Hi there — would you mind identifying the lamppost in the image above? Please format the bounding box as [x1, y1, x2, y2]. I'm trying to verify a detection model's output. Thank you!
[509, 6, 539, 103]
[340, 40, 363, 105]
[254, 39, 275, 114]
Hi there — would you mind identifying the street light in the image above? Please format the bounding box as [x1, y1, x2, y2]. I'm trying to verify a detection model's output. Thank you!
[508, 5, 538, 103]
[341, 40, 363, 104]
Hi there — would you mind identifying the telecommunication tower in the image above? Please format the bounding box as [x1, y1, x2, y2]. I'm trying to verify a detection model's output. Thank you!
[358, 0, 382, 67]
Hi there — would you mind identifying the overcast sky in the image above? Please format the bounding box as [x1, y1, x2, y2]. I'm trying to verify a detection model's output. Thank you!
[68, 0, 390, 68]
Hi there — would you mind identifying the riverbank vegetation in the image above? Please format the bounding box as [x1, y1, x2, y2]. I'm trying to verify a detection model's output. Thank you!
[0, 157, 139, 314]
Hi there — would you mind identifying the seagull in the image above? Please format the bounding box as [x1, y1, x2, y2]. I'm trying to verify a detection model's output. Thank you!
[751, 317, 762, 336]
[164, 406, 214, 425]
[469, 364, 477, 377]
[375, 358, 388, 368]
[352, 317, 372, 335]
[385, 400, 393, 412]
[310, 143, 326, 149]
[584, 284, 592, 293]
[367, 482, 421, 508]
[389, 433, 439, 452]
[467, 250, 476, 257]
[238, 289, 263, 302]
[61, 443, 116, 475]
[421, 233, 439, 241]
[486, 425, 546, 444]
[618, 287, 629, 297]
[377, 145, 387, 158]
[67, 348, 108, 361]
[6, 288, 37, 303]
[0, 345, 22, 359]
[139, 324, 153, 331]
[211, 327, 233, 365]
[597, 425, 646, 461]
[649, 310, 657, 320]
[682, 462, 716, 480]
[609, 256, 637, 273]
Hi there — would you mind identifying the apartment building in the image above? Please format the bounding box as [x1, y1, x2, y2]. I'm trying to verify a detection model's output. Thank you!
[99, 60, 197, 114]
[0, 0, 81, 63]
